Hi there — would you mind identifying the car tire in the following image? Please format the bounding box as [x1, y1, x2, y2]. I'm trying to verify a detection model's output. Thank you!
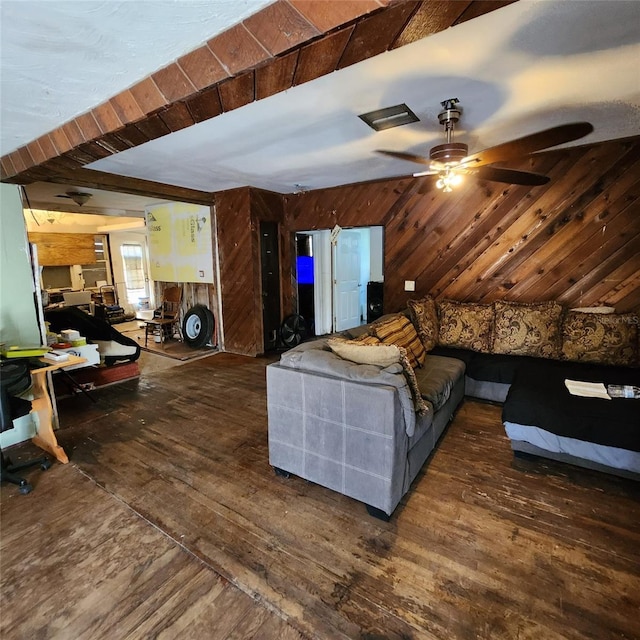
[182, 305, 215, 349]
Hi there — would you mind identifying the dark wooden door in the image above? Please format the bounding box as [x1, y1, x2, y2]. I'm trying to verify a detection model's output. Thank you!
[260, 221, 281, 352]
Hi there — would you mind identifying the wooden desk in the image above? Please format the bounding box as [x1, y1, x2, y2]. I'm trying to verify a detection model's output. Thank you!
[30, 355, 86, 464]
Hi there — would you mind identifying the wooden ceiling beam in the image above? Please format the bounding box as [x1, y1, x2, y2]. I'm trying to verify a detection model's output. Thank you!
[33, 168, 215, 206]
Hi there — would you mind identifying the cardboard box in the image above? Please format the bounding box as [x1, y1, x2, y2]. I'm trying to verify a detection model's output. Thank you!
[61, 329, 81, 341]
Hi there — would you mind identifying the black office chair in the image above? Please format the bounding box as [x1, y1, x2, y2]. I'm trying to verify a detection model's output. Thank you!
[1, 360, 51, 494]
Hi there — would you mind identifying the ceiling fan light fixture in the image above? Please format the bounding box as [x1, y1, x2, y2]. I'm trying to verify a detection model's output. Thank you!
[376, 97, 593, 192]
[56, 190, 93, 206]
[68, 191, 92, 206]
[436, 169, 462, 192]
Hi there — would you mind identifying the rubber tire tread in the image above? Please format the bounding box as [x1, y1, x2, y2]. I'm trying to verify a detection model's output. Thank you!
[182, 305, 215, 349]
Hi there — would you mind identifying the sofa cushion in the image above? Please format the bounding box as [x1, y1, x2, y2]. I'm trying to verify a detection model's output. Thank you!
[407, 295, 438, 351]
[414, 355, 466, 411]
[503, 360, 640, 451]
[432, 346, 543, 384]
[561, 310, 639, 367]
[430, 345, 476, 366]
[372, 314, 426, 368]
[437, 299, 494, 352]
[493, 300, 563, 359]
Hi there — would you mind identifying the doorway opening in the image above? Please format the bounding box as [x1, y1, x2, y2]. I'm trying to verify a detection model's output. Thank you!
[294, 226, 383, 336]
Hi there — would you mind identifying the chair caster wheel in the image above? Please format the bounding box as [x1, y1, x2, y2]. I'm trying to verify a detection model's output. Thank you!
[41, 459, 52, 471]
[19, 482, 33, 495]
[274, 467, 291, 479]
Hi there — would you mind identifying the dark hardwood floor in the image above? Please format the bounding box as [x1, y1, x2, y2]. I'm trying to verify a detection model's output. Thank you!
[2, 352, 639, 639]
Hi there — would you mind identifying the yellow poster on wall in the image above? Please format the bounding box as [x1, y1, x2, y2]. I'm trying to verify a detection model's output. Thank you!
[146, 203, 214, 283]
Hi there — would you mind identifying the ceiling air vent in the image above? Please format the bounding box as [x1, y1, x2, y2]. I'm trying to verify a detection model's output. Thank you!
[358, 103, 419, 131]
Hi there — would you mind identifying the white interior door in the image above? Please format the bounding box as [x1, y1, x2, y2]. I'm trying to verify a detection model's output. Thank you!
[333, 229, 362, 332]
[312, 230, 333, 336]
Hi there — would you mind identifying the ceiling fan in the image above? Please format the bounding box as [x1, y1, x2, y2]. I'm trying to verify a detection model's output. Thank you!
[55, 190, 93, 206]
[376, 98, 594, 192]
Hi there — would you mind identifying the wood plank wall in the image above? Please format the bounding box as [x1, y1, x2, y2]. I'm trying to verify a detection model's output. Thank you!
[28, 232, 96, 266]
[214, 188, 282, 355]
[215, 188, 258, 355]
[212, 135, 639, 356]
[281, 135, 640, 316]
[213, 188, 285, 356]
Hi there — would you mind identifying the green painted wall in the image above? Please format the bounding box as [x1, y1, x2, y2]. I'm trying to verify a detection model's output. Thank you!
[0, 184, 40, 347]
[0, 183, 40, 447]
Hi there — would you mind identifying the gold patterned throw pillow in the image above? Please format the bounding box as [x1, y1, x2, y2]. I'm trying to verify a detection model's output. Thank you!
[407, 295, 438, 352]
[372, 314, 426, 368]
[561, 311, 639, 367]
[397, 348, 430, 416]
[437, 300, 494, 352]
[493, 301, 563, 359]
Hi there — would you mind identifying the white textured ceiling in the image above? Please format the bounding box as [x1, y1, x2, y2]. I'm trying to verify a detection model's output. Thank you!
[4, 0, 640, 209]
[0, 0, 274, 154]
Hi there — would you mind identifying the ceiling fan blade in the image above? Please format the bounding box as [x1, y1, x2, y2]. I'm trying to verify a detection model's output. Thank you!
[469, 166, 550, 186]
[376, 149, 432, 167]
[460, 122, 594, 168]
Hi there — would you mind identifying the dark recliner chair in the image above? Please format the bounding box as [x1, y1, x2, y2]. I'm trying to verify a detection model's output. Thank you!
[0, 359, 51, 494]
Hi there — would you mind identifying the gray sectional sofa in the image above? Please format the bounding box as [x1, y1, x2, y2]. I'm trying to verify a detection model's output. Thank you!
[267, 297, 640, 519]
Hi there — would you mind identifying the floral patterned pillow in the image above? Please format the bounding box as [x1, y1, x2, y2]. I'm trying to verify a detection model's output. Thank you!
[407, 295, 438, 352]
[493, 301, 563, 359]
[437, 300, 494, 353]
[562, 311, 639, 367]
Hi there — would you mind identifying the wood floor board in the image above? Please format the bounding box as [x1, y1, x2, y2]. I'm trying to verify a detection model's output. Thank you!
[0, 448, 304, 640]
[249, 612, 307, 640]
[2, 353, 638, 639]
